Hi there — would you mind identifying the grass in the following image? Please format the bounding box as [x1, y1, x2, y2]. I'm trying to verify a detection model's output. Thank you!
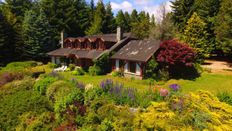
[60, 71, 232, 95]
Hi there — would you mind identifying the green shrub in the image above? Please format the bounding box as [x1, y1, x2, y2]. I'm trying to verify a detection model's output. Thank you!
[33, 76, 57, 95]
[94, 53, 111, 75]
[6, 61, 37, 69]
[46, 80, 75, 102]
[100, 119, 114, 131]
[72, 68, 85, 76]
[47, 62, 58, 68]
[144, 57, 159, 79]
[112, 70, 124, 77]
[69, 64, 76, 71]
[89, 65, 102, 76]
[54, 89, 85, 119]
[158, 68, 170, 81]
[217, 92, 232, 105]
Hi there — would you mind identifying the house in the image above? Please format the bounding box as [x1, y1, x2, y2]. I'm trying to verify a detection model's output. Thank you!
[48, 27, 161, 79]
[111, 40, 160, 79]
[47, 27, 132, 67]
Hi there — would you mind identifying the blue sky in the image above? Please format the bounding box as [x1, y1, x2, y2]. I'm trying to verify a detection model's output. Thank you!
[86, 0, 172, 17]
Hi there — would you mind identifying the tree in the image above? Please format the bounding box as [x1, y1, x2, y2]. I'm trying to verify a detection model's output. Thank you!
[131, 18, 150, 39]
[150, 3, 175, 40]
[171, 0, 195, 32]
[214, 0, 232, 55]
[86, 0, 106, 35]
[130, 9, 139, 23]
[116, 10, 130, 32]
[104, 2, 116, 33]
[183, 12, 210, 62]
[22, 9, 55, 60]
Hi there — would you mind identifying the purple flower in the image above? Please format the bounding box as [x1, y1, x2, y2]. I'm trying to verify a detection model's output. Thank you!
[77, 82, 85, 90]
[169, 84, 180, 91]
[160, 88, 169, 97]
[100, 79, 113, 92]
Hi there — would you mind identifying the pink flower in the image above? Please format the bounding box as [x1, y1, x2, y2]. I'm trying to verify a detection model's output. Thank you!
[159, 88, 169, 97]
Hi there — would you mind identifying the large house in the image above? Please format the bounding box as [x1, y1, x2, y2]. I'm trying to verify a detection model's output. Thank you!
[48, 27, 160, 79]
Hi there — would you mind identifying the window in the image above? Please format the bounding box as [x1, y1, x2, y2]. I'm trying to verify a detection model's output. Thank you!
[129, 62, 136, 73]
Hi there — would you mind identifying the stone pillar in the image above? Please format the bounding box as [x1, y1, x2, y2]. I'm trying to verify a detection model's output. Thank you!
[117, 27, 123, 42]
[51, 57, 55, 64]
[136, 63, 141, 76]
[116, 60, 119, 71]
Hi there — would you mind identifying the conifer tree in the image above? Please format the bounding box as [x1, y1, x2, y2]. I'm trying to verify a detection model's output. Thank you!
[104, 2, 116, 33]
[183, 12, 210, 62]
[22, 9, 55, 60]
[215, 0, 232, 55]
[86, 0, 106, 35]
[116, 10, 130, 32]
[130, 9, 139, 23]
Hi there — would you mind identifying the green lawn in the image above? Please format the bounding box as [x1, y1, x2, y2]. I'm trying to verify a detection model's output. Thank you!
[60, 72, 232, 95]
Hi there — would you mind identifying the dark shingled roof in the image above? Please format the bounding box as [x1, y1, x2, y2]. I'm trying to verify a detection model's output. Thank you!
[65, 33, 132, 43]
[47, 48, 104, 59]
[111, 40, 161, 62]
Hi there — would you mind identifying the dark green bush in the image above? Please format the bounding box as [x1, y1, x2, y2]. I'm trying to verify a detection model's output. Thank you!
[33, 76, 57, 95]
[89, 65, 102, 76]
[112, 70, 124, 77]
[217, 92, 232, 105]
[6, 61, 37, 69]
[144, 57, 159, 79]
[69, 64, 76, 71]
[72, 68, 85, 76]
[94, 53, 111, 75]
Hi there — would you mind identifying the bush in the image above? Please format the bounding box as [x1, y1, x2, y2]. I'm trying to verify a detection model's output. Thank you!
[89, 65, 102, 76]
[94, 53, 111, 75]
[144, 57, 159, 79]
[217, 92, 232, 105]
[46, 80, 75, 102]
[0, 72, 24, 87]
[33, 76, 57, 95]
[6, 61, 37, 69]
[112, 70, 124, 77]
[69, 64, 76, 71]
[47, 62, 58, 68]
[72, 68, 85, 76]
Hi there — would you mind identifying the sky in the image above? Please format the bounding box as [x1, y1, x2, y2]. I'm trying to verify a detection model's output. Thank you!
[87, 0, 173, 19]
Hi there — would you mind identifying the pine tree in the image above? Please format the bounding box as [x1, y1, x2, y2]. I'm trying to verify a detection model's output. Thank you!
[151, 14, 156, 26]
[104, 2, 116, 33]
[183, 12, 210, 62]
[215, 0, 232, 55]
[22, 9, 55, 60]
[130, 9, 139, 23]
[86, 0, 106, 35]
[171, 0, 195, 31]
[116, 10, 130, 32]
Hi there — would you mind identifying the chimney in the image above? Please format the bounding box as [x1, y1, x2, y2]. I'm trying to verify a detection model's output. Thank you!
[60, 30, 66, 48]
[117, 27, 123, 42]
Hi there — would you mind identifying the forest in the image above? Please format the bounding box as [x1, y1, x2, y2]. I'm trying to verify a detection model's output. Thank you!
[0, 0, 231, 66]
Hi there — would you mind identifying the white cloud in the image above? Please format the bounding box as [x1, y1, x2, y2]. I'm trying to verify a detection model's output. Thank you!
[134, 0, 152, 5]
[111, 1, 133, 12]
[143, 1, 172, 22]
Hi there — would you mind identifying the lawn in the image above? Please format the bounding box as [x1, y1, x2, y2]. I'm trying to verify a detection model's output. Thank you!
[60, 71, 232, 95]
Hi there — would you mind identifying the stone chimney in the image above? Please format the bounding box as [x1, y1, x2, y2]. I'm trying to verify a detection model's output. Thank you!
[60, 30, 66, 48]
[117, 27, 123, 42]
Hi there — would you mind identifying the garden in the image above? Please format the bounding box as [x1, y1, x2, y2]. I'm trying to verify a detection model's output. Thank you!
[0, 60, 232, 130]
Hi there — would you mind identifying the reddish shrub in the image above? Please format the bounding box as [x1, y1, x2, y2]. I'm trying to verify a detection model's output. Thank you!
[157, 39, 196, 67]
[0, 72, 24, 86]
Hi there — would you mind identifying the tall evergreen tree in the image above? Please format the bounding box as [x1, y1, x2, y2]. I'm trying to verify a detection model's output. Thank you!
[22, 9, 55, 60]
[104, 2, 116, 33]
[86, 0, 106, 35]
[183, 12, 210, 62]
[215, 0, 232, 56]
[130, 9, 139, 23]
[116, 10, 130, 32]
[171, 0, 195, 31]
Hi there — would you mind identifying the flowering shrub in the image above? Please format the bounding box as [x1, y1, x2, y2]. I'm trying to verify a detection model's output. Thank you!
[157, 40, 196, 67]
[100, 79, 113, 92]
[0, 72, 24, 86]
[169, 84, 181, 91]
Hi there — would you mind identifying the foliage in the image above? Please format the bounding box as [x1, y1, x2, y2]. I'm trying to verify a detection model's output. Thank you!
[33, 76, 57, 95]
[16, 112, 55, 131]
[54, 89, 85, 119]
[68, 64, 75, 71]
[214, 0, 232, 56]
[134, 91, 232, 130]
[22, 9, 55, 60]
[144, 57, 159, 79]
[116, 10, 130, 32]
[94, 53, 111, 75]
[0, 77, 52, 130]
[88, 65, 102, 76]
[112, 70, 124, 77]
[183, 12, 210, 62]
[5, 61, 37, 69]
[217, 92, 232, 105]
[157, 40, 198, 79]
[46, 80, 75, 102]
[72, 67, 85, 76]
[47, 62, 57, 68]
[0, 72, 24, 87]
